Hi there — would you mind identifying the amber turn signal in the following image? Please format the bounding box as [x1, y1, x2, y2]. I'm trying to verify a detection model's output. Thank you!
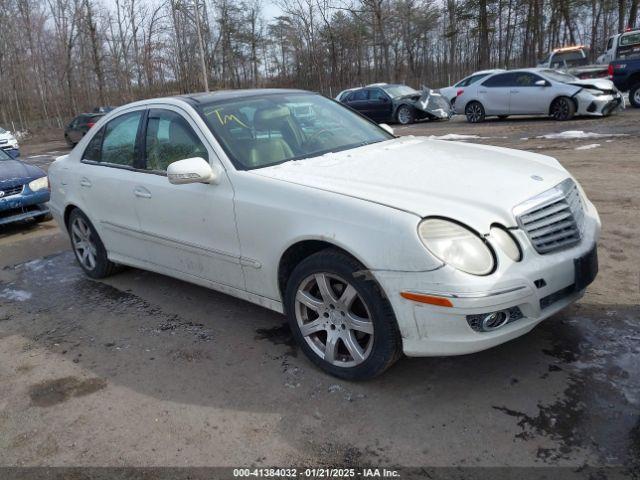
[400, 292, 454, 307]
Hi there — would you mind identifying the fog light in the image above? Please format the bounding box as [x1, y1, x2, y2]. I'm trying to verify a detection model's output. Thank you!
[481, 311, 509, 331]
[466, 307, 523, 333]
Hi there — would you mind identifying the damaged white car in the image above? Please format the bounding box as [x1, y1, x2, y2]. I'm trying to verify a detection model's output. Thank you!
[48, 90, 600, 380]
[457, 68, 624, 123]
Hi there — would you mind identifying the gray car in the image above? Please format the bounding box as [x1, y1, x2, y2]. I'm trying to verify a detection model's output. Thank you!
[456, 68, 624, 123]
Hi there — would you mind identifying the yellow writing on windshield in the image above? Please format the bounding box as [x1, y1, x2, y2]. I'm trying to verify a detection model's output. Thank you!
[207, 108, 249, 128]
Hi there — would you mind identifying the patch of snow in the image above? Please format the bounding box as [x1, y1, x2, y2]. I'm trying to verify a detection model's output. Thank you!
[575, 144, 601, 151]
[0, 288, 32, 301]
[537, 130, 628, 140]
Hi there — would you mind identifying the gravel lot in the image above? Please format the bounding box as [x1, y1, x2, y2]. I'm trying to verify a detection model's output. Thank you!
[1, 110, 639, 471]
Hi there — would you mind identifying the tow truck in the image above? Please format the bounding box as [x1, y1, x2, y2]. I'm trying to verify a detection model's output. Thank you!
[537, 45, 609, 79]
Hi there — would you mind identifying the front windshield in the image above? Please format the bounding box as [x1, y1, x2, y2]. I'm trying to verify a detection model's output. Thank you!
[542, 69, 578, 83]
[198, 93, 393, 170]
[382, 85, 418, 98]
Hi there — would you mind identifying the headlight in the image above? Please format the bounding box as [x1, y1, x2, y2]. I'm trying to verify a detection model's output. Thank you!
[418, 218, 495, 275]
[583, 88, 604, 97]
[490, 226, 522, 262]
[29, 177, 48, 191]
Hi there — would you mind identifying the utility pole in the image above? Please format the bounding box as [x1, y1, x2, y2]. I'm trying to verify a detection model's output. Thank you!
[193, 0, 209, 92]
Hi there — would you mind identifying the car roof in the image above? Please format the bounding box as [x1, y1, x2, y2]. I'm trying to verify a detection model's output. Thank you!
[100, 89, 317, 117]
[177, 88, 310, 106]
[471, 69, 505, 75]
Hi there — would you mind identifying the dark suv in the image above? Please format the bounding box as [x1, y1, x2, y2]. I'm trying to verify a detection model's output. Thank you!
[64, 113, 104, 146]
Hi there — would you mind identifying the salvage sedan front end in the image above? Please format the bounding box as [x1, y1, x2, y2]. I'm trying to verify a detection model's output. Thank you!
[574, 82, 625, 116]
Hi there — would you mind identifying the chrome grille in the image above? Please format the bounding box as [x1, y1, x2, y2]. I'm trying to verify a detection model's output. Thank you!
[0, 184, 24, 197]
[514, 178, 584, 254]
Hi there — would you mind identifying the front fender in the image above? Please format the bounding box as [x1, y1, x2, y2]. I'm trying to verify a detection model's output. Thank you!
[232, 172, 441, 301]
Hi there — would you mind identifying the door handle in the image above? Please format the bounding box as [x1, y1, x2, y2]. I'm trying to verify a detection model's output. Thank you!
[510, 90, 520, 94]
[478, 90, 487, 94]
[134, 186, 152, 199]
[80, 178, 92, 188]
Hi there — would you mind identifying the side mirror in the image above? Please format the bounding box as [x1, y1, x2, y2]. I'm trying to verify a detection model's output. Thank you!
[379, 123, 395, 135]
[535, 79, 549, 87]
[167, 157, 218, 185]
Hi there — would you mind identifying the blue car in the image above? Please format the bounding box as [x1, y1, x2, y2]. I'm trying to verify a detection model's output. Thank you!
[0, 148, 50, 226]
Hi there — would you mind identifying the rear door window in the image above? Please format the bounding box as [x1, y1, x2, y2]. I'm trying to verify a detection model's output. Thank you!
[351, 89, 369, 101]
[482, 73, 516, 87]
[99, 111, 143, 167]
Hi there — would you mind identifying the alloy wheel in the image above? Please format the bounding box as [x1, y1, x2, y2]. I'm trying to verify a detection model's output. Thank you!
[71, 216, 97, 270]
[397, 107, 412, 125]
[552, 99, 570, 120]
[294, 273, 374, 367]
[634, 89, 640, 106]
[466, 103, 483, 122]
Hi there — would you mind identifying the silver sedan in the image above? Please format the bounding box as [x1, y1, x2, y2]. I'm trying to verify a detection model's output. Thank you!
[457, 68, 624, 123]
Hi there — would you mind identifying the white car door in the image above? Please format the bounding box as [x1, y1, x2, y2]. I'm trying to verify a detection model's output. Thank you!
[508, 72, 555, 115]
[76, 109, 150, 262]
[477, 73, 514, 115]
[130, 106, 244, 289]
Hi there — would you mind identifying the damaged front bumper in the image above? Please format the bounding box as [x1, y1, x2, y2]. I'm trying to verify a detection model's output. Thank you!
[575, 90, 625, 116]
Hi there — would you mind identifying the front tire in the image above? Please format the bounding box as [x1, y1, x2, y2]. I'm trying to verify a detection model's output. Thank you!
[396, 105, 414, 125]
[465, 101, 485, 123]
[550, 97, 576, 120]
[67, 209, 118, 279]
[284, 249, 402, 380]
[630, 83, 640, 108]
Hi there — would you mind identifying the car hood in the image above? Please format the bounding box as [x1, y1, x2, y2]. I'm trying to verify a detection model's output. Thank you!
[253, 137, 570, 231]
[568, 78, 616, 91]
[0, 159, 45, 188]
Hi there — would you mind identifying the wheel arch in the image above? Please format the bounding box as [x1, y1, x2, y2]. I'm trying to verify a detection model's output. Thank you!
[549, 94, 578, 115]
[277, 238, 375, 305]
[63, 203, 81, 231]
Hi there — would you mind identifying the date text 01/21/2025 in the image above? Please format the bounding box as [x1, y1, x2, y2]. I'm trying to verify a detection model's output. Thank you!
[232, 468, 400, 477]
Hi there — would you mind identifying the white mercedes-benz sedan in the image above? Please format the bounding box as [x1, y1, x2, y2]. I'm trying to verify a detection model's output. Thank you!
[48, 89, 600, 379]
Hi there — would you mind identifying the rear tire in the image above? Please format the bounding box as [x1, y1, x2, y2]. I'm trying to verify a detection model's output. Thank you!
[67, 209, 118, 279]
[396, 105, 415, 125]
[550, 97, 576, 121]
[630, 83, 640, 108]
[284, 249, 402, 380]
[465, 101, 485, 123]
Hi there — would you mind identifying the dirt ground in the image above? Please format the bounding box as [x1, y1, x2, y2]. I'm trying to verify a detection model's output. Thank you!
[0, 109, 639, 471]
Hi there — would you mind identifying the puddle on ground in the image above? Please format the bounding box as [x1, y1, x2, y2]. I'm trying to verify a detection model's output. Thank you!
[29, 376, 107, 407]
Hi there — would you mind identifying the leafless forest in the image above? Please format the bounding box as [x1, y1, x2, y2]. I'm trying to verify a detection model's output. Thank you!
[1, 0, 639, 129]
